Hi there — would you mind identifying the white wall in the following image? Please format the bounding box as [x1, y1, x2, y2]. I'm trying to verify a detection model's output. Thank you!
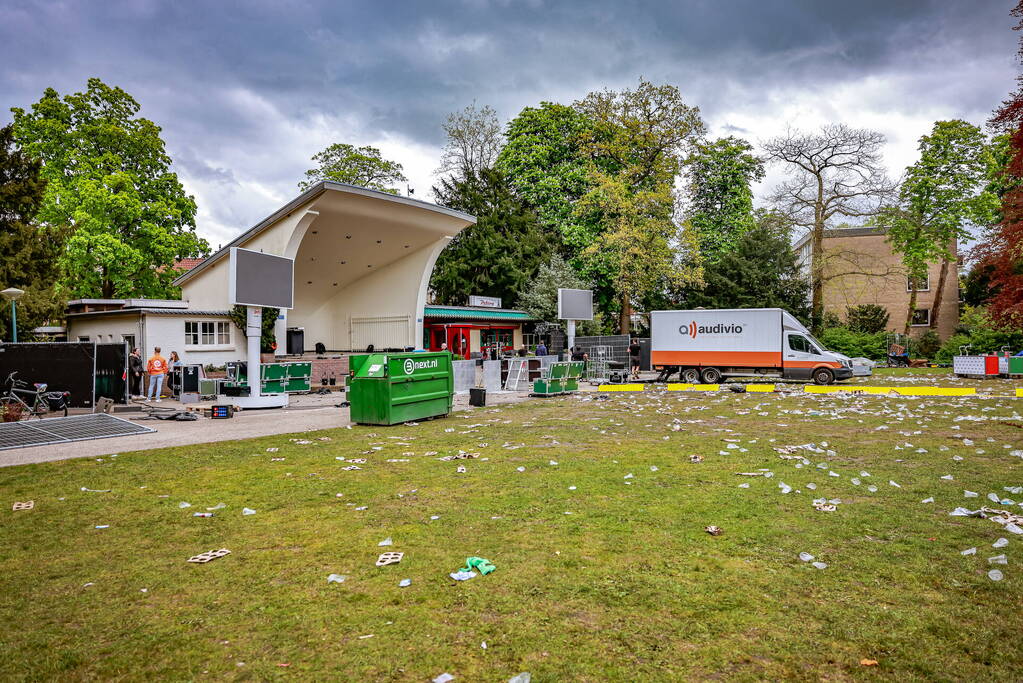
[69, 314, 245, 368]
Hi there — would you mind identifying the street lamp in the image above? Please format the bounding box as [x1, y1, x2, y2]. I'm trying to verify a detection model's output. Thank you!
[1, 288, 25, 343]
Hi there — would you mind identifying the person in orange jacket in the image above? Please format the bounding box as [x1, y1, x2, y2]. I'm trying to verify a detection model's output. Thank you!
[146, 347, 168, 402]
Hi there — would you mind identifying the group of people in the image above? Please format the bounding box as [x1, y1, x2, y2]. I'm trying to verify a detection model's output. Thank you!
[127, 347, 182, 402]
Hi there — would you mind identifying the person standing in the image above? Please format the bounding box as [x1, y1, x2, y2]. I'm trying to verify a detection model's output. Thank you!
[629, 339, 642, 379]
[167, 351, 182, 397]
[128, 348, 144, 398]
[146, 347, 168, 402]
[536, 341, 547, 356]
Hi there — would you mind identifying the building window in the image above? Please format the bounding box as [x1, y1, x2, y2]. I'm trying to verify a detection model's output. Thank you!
[911, 309, 930, 326]
[122, 334, 135, 350]
[78, 336, 90, 342]
[907, 275, 930, 292]
[481, 329, 513, 350]
[185, 320, 232, 347]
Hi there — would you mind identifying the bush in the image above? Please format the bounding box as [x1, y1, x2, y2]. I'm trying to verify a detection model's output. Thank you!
[934, 305, 1023, 362]
[845, 304, 890, 334]
[818, 327, 888, 360]
[916, 330, 941, 359]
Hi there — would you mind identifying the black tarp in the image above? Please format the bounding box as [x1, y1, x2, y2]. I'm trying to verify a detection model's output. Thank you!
[0, 342, 96, 407]
[0, 342, 129, 408]
[94, 343, 128, 405]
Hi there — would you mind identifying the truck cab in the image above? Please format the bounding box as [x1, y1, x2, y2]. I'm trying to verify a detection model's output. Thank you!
[784, 330, 851, 383]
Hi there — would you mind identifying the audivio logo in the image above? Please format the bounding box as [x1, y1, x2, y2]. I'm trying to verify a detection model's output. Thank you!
[403, 358, 439, 374]
[678, 322, 744, 339]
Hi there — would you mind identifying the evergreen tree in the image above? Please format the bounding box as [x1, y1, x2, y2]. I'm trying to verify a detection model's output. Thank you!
[430, 168, 553, 307]
[678, 211, 810, 323]
[0, 124, 64, 340]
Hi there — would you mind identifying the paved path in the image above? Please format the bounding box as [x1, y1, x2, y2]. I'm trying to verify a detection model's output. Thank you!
[0, 391, 528, 468]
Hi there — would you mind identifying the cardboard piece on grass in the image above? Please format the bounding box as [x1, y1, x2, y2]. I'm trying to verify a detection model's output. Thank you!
[376, 552, 403, 566]
[12, 501, 34, 511]
[188, 548, 231, 564]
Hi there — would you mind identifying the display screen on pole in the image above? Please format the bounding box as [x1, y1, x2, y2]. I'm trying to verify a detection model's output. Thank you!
[557, 288, 593, 320]
[228, 247, 294, 309]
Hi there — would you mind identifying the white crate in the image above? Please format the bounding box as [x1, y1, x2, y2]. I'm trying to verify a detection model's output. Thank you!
[953, 356, 986, 376]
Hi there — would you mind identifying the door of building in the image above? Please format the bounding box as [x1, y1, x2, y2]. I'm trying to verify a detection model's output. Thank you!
[447, 327, 471, 359]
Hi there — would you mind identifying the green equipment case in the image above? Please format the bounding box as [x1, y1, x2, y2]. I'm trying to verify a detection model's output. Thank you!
[348, 351, 453, 426]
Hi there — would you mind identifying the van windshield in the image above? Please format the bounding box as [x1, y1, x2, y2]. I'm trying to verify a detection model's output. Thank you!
[806, 334, 829, 355]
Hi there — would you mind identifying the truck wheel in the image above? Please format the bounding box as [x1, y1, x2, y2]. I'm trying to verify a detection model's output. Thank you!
[812, 368, 835, 385]
[700, 367, 722, 384]
[681, 368, 700, 383]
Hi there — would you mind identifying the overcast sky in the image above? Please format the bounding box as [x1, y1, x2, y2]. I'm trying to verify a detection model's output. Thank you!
[1, 0, 1018, 247]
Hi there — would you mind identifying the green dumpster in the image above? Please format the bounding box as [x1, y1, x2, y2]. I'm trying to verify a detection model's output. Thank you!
[349, 351, 453, 425]
[1009, 356, 1023, 375]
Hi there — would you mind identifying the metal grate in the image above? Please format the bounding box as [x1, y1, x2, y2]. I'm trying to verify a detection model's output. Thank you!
[0, 413, 155, 450]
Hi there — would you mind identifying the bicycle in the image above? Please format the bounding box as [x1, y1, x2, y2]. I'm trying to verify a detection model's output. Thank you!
[1, 371, 70, 420]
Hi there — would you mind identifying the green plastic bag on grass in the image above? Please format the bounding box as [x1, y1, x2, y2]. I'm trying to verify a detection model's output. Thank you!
[460, 557, 496, 575]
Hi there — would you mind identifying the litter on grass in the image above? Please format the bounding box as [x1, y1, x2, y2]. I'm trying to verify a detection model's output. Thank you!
[460, 557, 496, 575]
[378, 537, 393, 547]
[327, 574, 347, 583]
[12, 501, 33, 511]
[450, 571, 476, 581]
[705, 525, 723, 536]
[376, 552, 403, 566]
[242, 508, 256, 515]
[188, 549, 230, 564]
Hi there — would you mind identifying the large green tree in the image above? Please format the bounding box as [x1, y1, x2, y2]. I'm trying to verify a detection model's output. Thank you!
[878, 120, 997, 333]
[684, 136, 765, 262]
[496, 102, 594, 253]
[430, 168, 553, 307]
[677, 211, 810, 322]
[574, 79, 705, 332]
[300, 143, 406, 193]
[0, 124, 65, 339]
[11, 78, 207, 299]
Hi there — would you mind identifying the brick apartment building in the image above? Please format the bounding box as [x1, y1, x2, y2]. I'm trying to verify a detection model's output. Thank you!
[794, 226, 960, 340]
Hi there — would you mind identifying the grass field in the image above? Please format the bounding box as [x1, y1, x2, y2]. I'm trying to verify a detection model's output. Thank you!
[2, 373, 1023, 680]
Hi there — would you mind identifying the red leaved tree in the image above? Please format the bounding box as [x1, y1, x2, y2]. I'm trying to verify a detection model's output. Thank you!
[981, 1, 1023, 326]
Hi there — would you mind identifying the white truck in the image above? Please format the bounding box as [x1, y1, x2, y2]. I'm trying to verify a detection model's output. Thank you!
[650, 308, 853, 385]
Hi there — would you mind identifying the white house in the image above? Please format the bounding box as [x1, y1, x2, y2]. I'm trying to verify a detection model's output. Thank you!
[65, 182, 475, 367]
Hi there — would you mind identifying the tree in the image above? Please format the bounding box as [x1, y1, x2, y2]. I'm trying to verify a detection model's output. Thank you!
[765, 124, 896, 328]
[299, 143, 406, 193]
[430, 168, 553, 307]
[979, 0, 1023, 327]
[435, 102, 502, 184]
[228, 305, 279, 353]
[845, 304, 890, 334]
[877, 120, 996, 333]
[574, 79, 706, 332]
[683, 136, 765, 261]
[676, 211, 810, 323]
[497, 102, 594, 252]
[10, 78, 207, 299]
[0, 124, 65, 339]
[516, 253, 600, 334]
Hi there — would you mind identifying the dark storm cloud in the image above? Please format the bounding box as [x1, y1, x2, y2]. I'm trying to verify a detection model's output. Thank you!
[1, 0, 1017, 242]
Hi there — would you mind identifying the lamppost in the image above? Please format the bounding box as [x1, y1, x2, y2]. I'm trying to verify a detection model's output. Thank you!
[1, 288, 25, 343]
